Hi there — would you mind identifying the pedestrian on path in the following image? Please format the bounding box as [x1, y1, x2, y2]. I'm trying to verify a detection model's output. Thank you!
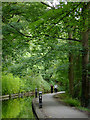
[51, 84, 53, 93]
[54, 84, 58, 93]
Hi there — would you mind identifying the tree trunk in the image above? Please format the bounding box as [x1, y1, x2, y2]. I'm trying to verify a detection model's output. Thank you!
[68, 32, 74, 97]
[81, 31, 89, 107]
[81, 2, 90, 107]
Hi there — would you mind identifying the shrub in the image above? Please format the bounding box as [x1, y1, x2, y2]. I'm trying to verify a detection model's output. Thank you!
[22, 74, 50, 92]
[64, 98, 80, 107]
[56, 93, 80, 107]
[2, 72, 24, 95]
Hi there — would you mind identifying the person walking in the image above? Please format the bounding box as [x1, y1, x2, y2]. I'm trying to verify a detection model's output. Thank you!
[51, 84, 53, 93]
[54, 84, 58, 93]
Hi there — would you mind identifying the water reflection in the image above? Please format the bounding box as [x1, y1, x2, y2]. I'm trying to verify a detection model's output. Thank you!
[2, 96, 35, 119]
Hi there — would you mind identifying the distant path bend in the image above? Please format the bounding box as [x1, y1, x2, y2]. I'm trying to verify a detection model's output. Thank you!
[32, 91, 88, 120]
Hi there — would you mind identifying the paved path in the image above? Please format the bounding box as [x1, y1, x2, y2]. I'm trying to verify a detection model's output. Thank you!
[32, 91, 89, 119]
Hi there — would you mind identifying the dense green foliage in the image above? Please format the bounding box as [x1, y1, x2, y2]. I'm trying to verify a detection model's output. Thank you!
[2, 1, 89, 107]
[2, 97, 35, 118]
[2, 72, 50, 95]
[2, 73, 24, 95]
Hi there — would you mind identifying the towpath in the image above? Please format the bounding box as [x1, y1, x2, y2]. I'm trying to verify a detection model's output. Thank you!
[32, 91, 89, 120]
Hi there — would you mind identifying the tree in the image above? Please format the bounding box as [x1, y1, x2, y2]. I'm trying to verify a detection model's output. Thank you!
[81, 3, 90, 107]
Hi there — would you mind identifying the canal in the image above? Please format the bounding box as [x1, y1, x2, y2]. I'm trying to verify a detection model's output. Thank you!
[2, 96, 35, 119]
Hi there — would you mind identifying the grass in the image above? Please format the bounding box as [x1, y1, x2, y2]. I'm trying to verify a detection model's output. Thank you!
[77, 107, 90, 112]
[54, 93, 90, 113]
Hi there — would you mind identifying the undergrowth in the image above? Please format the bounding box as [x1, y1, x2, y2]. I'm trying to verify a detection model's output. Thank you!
[54, 93, 90, 112]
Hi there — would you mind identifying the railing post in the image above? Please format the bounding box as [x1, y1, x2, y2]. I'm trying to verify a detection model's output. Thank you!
[9, 94, 11, 99]
[18, 93, 22, 98]
[39, 91, 42, 108]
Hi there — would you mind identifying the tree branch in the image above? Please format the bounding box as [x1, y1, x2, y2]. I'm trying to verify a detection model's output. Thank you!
[9, 24, 80, 42]
[48, 3, 81, 31]
[42, 34, 81, 42]
[41, 1, 54, 9]
[9, 24, 32, 38]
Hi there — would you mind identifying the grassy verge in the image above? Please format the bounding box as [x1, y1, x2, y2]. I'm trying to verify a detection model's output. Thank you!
[54, 93, 90, 113]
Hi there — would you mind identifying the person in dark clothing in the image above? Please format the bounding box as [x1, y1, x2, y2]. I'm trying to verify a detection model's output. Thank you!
[51, 84, 53, 93]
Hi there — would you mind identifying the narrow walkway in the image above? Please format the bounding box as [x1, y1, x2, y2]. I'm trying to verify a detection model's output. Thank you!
[32, 92, 89, 120]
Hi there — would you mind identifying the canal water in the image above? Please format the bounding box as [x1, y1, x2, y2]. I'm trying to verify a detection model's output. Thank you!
[2, 96, 35, 119]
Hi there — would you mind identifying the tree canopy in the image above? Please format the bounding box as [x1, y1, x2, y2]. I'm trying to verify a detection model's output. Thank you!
[2, 1, 90, 107]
